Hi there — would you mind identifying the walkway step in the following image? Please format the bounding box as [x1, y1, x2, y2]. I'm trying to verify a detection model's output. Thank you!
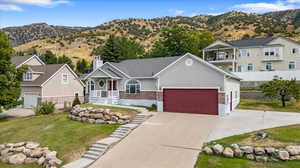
[85, 150, 103, 156]
[82, 154, 99, 160]
[113, 130, 130, 134]
[62, 158, 94, 168]
[92, 144, 108, 148]
[89, 147, 106, 152]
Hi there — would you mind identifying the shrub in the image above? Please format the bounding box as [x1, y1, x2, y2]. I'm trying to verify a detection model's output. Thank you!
[72, 94, 81, 107]
[36, 102, 55, 115]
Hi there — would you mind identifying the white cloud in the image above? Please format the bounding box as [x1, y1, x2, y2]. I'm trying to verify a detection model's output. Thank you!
[232, 1, 297, 13]
[0, 0, 69, 7]
[0, 4, 22, 11]
[287, 0, 300, 3]
[168, 9, 185, 16]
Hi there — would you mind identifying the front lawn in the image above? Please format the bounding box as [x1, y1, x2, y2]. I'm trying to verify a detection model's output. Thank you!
[0, 113, 118, 168]
[237, 99, 300, 112]
[195, 124, 300, 168]
[81, 104, 138, 117]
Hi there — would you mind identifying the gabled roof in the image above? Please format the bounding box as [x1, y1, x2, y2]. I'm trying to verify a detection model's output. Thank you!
[109, 56, 182, 78]
[11, 55, 44, 67]
[228, 37, 276, 47]
[21, 64, 65, 86]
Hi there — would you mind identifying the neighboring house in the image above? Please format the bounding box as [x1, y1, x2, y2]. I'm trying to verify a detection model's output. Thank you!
[83, 53, 240, 116]
[203, 37, 300, 73]
[11, 55, 84, 108]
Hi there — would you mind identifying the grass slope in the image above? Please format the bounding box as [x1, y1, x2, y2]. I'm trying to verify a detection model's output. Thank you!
[237, 99, 300, 112]
[0, 113, 118, 168]
[195, 124, 300, 168]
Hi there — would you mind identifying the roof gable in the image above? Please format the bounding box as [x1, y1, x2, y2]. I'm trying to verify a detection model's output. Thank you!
[12, 55, 44, 68]
[228, 37, 276, 47]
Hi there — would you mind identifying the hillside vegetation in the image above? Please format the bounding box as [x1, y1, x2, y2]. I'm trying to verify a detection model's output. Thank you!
[5, 9, 300, 61]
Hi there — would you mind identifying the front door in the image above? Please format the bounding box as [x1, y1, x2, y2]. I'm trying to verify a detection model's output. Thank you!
[108, 80, 117, 90]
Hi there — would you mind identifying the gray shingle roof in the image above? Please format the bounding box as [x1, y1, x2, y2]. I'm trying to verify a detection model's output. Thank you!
[228, 37, 276, 47]
[110, 56, 182, 77]
[11, 56, 33, 66]
[21, 64, 64, 86]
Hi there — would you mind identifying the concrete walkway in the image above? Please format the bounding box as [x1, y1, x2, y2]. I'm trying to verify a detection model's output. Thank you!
[89, 112, 219, 168]
[208, 109, 300, 141]
[0, 108, 35, 119]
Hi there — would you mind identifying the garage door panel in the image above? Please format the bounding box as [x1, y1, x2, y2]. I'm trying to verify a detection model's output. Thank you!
[163, 89, 218, 115]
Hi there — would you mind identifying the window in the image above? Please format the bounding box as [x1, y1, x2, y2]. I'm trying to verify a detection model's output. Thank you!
[292, 48, 299, 55]
[99, 80, 105, 88]
[125, 80, 140, 94]
[23, 71, 32, 81]
[87, 80, 95, 93]
[266, 62, 272, 71]
[247, 63, 253, 72]
[289, 61, 296, 69]
[239, 49, 250, 57]
[264, 48, 280, 57]
[62, 74, 68, 84]
[237, 65, 243, 72]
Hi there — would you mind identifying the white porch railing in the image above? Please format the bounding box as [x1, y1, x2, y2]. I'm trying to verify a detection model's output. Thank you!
[90, 90, 119, 98]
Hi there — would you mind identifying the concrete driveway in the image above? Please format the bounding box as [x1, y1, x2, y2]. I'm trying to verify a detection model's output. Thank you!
[89, 112, 220, 168]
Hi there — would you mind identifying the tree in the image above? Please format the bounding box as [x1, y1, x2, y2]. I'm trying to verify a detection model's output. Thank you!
[57, 55, 74, 69]
[76, 59, 88, 74]
[260, 79, 300, 107]
[0, 31, 27, 112]
[147, 25, 216, 57]
[98, 35, 145, 62]
[41, 50, 57, 64]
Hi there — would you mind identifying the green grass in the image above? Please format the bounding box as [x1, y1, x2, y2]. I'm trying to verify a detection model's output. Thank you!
[237, 99, 300, 112]
[133, 105, 157, 112]
[0, 113, 118, 168]
[195, 124, 300, 168]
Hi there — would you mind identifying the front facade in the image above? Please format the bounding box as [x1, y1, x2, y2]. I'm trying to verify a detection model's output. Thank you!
[84, 53, 240, 115]
[11, 55, 84, 108]
[203, 37, 300, 73]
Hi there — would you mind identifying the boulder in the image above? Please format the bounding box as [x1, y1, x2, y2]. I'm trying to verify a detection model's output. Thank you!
[212, 144, 224, 154]
[8, 153, 26, 164]
[0, 144, 6, 150]
[25, 157, 38, 164]
[6, 143, 14, 148]
[255, 156, 268, 162]
[203, 147, 213, 154]
[30, 149, 43, 158]
[240, 146, 253, 154]
[286, 146, 300, 156]
[245, 154, 255, 160]
[48, 158, 63, 166]
[93, 114, 104, 119]
[87, 119, 96, 124]
[38, 156, 46, 165]
[26, 142, 40, 149]
[231, 144, 239, 150]
[15, 146, 25, 152]
[45, 151, 57, 160]
[96, 119, 106, 124]
[254, 147, 265, 155]
[278, 150, 290, 160]
[265, 147, 276, 155]
[290, 155, 300, 160]
[14, 142, 25, 148]
[1, 148, 10, 156]
[234, 148, 244, 157]
[223, 147, 234, 157]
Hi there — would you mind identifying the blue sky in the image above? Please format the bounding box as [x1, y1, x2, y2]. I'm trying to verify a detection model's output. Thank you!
[1, 0, 300, 28]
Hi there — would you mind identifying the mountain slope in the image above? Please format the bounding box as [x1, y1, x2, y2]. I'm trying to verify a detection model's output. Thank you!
[6, 9, 300, 62]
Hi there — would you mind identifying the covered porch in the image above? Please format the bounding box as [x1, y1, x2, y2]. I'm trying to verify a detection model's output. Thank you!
[202, 40, 237, 72]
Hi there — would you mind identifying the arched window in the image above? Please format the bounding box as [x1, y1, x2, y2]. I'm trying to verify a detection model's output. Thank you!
[87, 80, 95, 93]
[126, 80, 140, 94]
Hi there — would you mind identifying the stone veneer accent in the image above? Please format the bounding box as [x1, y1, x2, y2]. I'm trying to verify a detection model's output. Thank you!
[119, 91, 158, 100]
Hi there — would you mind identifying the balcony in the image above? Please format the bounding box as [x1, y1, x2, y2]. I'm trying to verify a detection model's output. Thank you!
[208, 54, 236, 64]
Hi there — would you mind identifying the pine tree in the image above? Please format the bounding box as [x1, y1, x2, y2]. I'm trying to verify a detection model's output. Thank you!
[101, 35, 121, 62]
[0, 31, 27, 112]
[41, 50, 57, 64]
[57, 55, 74, 69]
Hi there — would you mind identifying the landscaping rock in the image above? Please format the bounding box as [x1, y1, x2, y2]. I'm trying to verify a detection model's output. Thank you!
[286, 146, 300, 156]
[254, 147, 265, 155]
[255, 156, 268, 162]
[26, 142, 40, 149]
[278, 150, 290, 160]
[212, 144, 224, 154]
[203, 147, 213, 154]
[234, 148, 244, 157]
[290, 155, 300, 160]
[240, 146, 253, 154]
[223, 147, 234, 157]
[231, 144, 239, 150]
[265, 147, 276, 155]
[38, 156, 46, 165]
[25, 157, 38, 163]
[48, 158, 62, 166]
[245, 154, 255, 160]
[8, 153, 26, 164]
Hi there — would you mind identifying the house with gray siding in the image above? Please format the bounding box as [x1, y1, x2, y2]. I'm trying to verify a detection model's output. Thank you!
[83, 53, 240, 116]
[11, 55, 84, 108]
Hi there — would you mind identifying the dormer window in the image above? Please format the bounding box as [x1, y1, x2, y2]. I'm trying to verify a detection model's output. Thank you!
[264, 48, 280, 57]
[23, 71, 33, 81]
[239, 49, 250, 57]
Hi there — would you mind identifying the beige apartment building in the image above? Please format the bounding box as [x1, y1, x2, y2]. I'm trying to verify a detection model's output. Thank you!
[203, 37, 300, 73]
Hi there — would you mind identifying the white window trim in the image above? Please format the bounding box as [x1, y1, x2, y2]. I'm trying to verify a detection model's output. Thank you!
[264, 47, 281, 57]
[266, 62, 273, 71]
[62, 73, 69, 84]
[125, 79, 141, 94]
[23, 71, 33, 81]
[98, 80, 105, 89]
[289, 61, 296, 70]
[239, 49, 250, 57]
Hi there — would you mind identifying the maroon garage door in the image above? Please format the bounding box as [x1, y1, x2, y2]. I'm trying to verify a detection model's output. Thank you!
[163, 89, 218, 115]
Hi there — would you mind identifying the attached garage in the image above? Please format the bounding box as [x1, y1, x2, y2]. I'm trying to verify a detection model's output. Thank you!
[23, 93, 39, 109]
[163, 88, 219, 115]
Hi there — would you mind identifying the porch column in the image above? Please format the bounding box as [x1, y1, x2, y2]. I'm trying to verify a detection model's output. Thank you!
[202, 49, 205, 60]
[111, 79, 113, 97]
[232, 48, 236, 72]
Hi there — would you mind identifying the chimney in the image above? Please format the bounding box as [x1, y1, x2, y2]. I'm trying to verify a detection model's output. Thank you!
[93, 56, 103, 70]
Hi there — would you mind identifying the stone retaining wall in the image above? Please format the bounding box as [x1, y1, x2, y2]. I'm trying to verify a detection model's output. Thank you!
[203, 143, 300, 162]
[68, 105, 132, 125]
